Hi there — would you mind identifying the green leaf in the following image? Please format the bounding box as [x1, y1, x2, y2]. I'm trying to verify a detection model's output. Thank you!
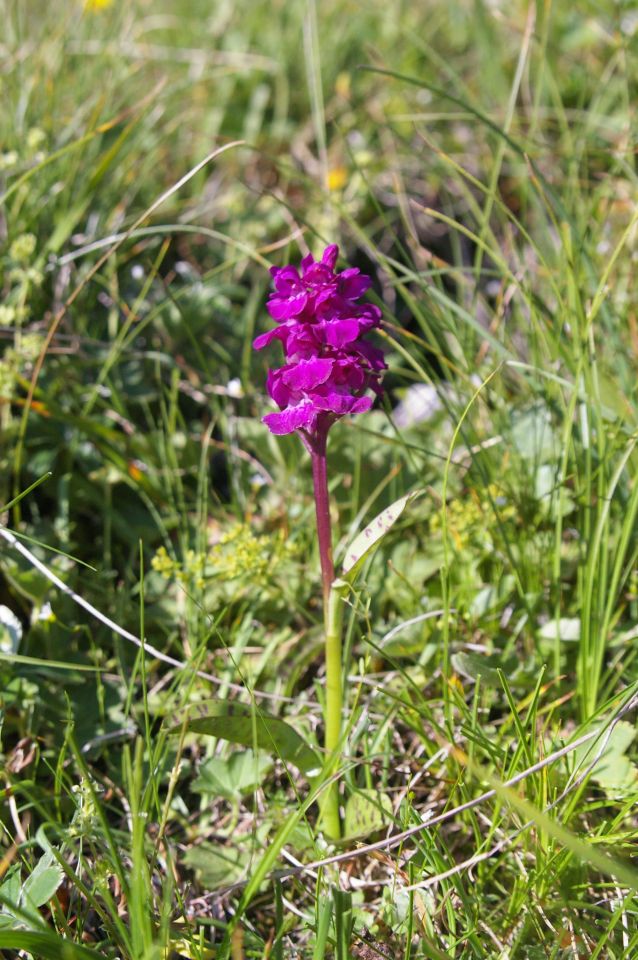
[169, 700, 320, 776]
[573, 721, 638, 796]
[342, 492, 421, 582]
[22, 851, 63, 910]
[192, 749, 273, 799]
[343, 789, 393, 840]
[0, 865, 21, 913]
[534, 465, 575, 518]
[510, 404, 559, 462]
[0, 931, 97, 960]
[182, 842, 250, 890]
[452, 652, 504, 687]
[468, 577, 516, 619]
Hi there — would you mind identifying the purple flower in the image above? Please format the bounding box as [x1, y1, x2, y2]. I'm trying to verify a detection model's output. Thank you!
[255, 245, 385, 441]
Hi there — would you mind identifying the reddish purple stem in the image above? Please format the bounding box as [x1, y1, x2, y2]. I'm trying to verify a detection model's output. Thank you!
[308, 429, 335, 613]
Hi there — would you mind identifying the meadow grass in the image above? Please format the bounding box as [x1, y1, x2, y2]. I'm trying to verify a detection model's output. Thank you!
[1, 1, 638, 957]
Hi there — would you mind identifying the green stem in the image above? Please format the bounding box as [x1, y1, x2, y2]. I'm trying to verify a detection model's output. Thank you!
[321, 578, 348, 839]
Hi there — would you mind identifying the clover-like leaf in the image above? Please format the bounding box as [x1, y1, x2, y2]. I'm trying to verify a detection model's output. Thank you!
[192, 750, 273, 799]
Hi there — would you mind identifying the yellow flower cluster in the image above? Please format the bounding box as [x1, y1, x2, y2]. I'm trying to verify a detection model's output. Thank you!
[151, 524, 291, 590]
[9, 233, 37, 263]
[431, 484, 515, 552]
[151, 546, 175, 578]
[212, 523, 273, 581]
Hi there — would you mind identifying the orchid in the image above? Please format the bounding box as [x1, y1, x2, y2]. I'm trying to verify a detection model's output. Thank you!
[255, 245, 385, 839]
[254, 244, 385, 441]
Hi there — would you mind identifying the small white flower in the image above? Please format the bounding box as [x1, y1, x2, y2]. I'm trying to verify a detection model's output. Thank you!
[226, 377, 243, 398]
[37, 602, 54, 622]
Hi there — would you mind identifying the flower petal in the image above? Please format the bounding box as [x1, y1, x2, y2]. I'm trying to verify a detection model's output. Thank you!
[322, 318, 361, 348]
[281, 357, 334, 391]
[267, 291, 308, 320]
[321, 244, 339, 270]
[339, 268, 371, 299]
[263, 400, 318, 435]
[312, 390, 373, 416]
[253, 327, 285, 351]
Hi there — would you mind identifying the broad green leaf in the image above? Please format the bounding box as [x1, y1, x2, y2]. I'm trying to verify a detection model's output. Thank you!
[192, 749, 273, 799]
[510, 404, 559, 462]
[170, 700, 320, 776]
[182, 842, 250, 890]
[343, 789, 393, 840]
[535, 465, 575, 518]
[572, 721, 638, 796]
[22, 851, 63, 910]
[342, 492, 421, 582]
[469, 581, 510, 618]
[452, 652, 504, 687]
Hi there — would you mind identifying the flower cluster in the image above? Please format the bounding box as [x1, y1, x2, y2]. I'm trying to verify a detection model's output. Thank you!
[254, 245, 385, 439]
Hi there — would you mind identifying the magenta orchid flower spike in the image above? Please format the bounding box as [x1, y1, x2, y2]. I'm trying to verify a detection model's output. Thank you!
[254, 245, 385, 839]
[254, 244, 386, 444]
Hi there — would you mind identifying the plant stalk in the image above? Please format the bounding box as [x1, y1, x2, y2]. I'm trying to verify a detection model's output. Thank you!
[310, 432, 335, 612]
[309, 430, 342, 839]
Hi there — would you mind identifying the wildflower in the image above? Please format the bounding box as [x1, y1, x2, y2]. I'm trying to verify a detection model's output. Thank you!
[254, 245, 385, 440]
[254, 244, 383, 838]
[0, 151, 18, 172]
[0, 305, 16, 326]
[151, 546, 177, 578]
[327, 166, 348, 191]
[26, 128, 46, 152]
[9, 233, 37, 263]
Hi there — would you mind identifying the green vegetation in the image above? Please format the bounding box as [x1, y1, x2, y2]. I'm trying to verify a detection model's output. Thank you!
[2, 0, 638, 956]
